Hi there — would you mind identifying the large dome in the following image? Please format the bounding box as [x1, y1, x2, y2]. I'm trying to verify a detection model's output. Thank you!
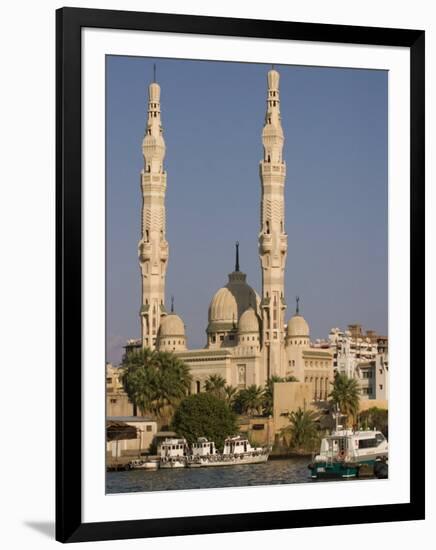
[159, 313, 186, 337]
[208, 272, 260, 325]
[238, 307, 260, 334]
[208, 287, 238, 324]
[287, 314, 310, 337]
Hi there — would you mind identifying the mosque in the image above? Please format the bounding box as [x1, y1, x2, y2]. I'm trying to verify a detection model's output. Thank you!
[125, 67, 333, 400]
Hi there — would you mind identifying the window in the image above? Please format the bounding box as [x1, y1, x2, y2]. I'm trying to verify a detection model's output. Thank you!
[229, 334, 235, 341]
[379, 384, 383, 390]
[220, 335, 224, 342]
[146, 425, 153, 432]
[376, 433, 385, 444]
[358, 438, 378, 449]
[110, 399, 117, 404]
[211, 335, 216, 343]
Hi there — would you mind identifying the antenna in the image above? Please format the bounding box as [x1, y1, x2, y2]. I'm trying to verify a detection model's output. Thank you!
[153, 63, 156, 83]
[296, 296, 300, 315]
[170, 295, 174, 313]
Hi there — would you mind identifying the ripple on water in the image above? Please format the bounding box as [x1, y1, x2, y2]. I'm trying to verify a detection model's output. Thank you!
[106, 457, 314, 494]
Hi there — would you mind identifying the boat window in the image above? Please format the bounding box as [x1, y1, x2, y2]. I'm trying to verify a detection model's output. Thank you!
[358, 438, 378, 449]
[376, 433, 385, 444]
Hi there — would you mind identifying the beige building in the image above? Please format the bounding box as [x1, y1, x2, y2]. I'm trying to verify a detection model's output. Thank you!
[106, 363, 134, 417]
[106, 416, 157, 457]
[122, 68, 333, 405]
[327, 324, 389, 402]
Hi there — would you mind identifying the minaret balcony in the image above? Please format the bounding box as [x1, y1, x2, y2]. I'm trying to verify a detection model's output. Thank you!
[259, 233, 272, 253]
[160, 241, 169, 259]
[138, 241, 152, 262]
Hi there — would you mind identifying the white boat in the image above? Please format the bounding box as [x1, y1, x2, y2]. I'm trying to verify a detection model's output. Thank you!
[159, 438, 189, 469]
[309, 428, 388, 479]
[187, 436, 270, 468]
[128, 458, 159, 470]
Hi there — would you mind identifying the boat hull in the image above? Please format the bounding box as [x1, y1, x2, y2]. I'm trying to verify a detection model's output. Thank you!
[309, 457, 387, 479]
[309, 461, 360, 479]
[159, 459, 187, 469]
[188, 453, 269, 468]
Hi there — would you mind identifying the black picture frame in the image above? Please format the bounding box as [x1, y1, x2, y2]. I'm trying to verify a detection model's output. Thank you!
[56, 7, 425, 543]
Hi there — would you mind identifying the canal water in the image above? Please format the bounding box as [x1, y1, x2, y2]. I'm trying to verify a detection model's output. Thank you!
[107, 457, 317, 494]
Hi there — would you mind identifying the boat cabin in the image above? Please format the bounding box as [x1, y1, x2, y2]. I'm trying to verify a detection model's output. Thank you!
[223, 436, 251, 455]
[158, 438, 189, 458]
[191, 438, 217, 456]
[318, 429, 387, 459]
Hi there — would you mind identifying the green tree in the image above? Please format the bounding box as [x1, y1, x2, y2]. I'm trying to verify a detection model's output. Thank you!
[262, 376, 299, 416]
[358, 407, 388, 438]
[172, 393, 238, 451]
[329, 373, 360, 427]
[204, 374, 226, 399]
[234, 385, 264, 416]
[281, 407, 319, 452]
[121, 348, 191, 419]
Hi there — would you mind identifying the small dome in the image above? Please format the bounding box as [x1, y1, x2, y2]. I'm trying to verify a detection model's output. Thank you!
[287, 314, 310, 337]
[208, 287, 238, 324]
[238, 307, 260, 334]
[159, 313, 186, 337]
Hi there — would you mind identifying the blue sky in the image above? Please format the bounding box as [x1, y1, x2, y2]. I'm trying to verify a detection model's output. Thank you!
[106, 56, 388, 365]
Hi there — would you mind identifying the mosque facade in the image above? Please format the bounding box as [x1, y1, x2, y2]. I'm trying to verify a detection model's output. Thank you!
[126, 68, 333, 400]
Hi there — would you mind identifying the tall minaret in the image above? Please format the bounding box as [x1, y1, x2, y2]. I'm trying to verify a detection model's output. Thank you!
[259, 68, 288, 378]
[138, 69, 169, 349]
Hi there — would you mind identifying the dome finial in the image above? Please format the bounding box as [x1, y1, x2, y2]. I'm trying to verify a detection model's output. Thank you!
[153, 63, 156, 83]
[171, 295, 174, 313]
[235, 241, 240, 272]
[296, 295, 300, 315]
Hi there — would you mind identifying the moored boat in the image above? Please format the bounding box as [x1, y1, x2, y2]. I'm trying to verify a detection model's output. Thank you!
[309, 428, 388, 479]
[159, 438, 189, 469]
[187, 436, 270, 468]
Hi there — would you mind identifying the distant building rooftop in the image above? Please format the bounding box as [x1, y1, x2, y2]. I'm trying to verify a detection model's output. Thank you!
[107, 416, 155, 423]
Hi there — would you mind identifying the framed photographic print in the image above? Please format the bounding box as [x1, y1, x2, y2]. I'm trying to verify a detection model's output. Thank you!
[56, 7, 425, 543]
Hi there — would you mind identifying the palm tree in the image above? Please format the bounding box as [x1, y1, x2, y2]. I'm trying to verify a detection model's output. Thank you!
[329, 373, 360, 427]
[156, 351, 192, 418]
[223, 384, 238, 406]
[281, 407, 319, 452]
[121, 347, 159, 415]
[121, 348, 191, 421]
[236, 385, 264, 416]
[204, 374, 226, 399]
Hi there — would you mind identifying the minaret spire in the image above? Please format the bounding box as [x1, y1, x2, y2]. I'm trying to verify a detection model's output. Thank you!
[296, 296, 300, 315]
[171, 295, 174, 313]
[235, 241, 240, 272]
[259, 68, 288, 379]
[138, 74, 169, 349]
